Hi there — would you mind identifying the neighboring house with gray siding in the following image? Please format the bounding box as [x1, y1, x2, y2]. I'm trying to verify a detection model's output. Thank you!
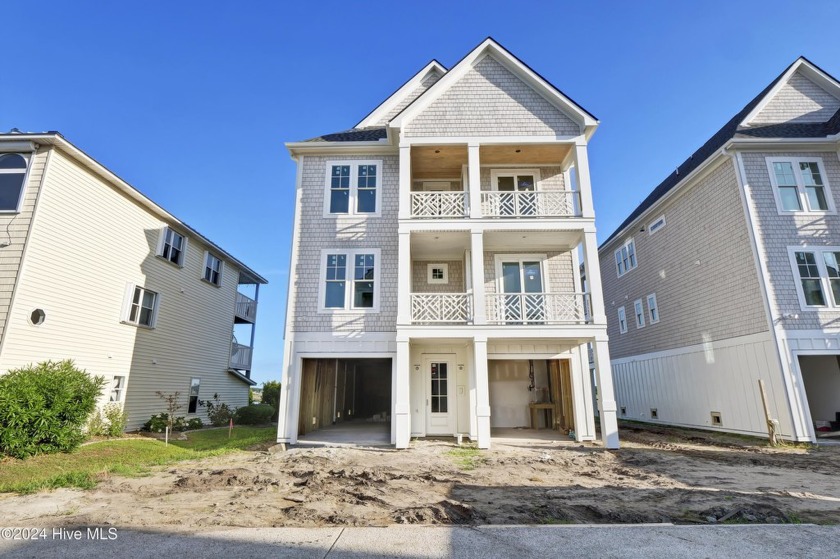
[599, 57, 840, 443]
[277, 38, 620, 450]
[0, 131, 266, 430]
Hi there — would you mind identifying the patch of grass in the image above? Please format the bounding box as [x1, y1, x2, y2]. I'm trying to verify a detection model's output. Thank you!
[0, 426, 277, 494]
[787, 512, 802, 524]
[447, 444, 483, 470]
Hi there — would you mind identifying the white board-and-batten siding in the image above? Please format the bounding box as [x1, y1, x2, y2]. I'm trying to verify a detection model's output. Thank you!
[0, 148, 249, 430]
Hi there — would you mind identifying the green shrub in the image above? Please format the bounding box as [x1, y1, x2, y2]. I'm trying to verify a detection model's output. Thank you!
[235, 404, 275, 425]
[202, 393, 236, 427]
[262, 381, 281, 420]
[103, 403, 128, 437]
[143, 413, 189, 433]
[0, 360, 105, 458]
[186, 418, 203, 430]
[86, 409, 108, 437]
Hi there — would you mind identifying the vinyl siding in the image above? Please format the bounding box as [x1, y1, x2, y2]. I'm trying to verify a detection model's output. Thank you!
[0, 148, 48, 346]
[741, 150, 840, 331]
[600, 158, 767, 360]
[0, 148, 249, 429]
[404, 55, 581, 138]
[750, 71, 840, 125]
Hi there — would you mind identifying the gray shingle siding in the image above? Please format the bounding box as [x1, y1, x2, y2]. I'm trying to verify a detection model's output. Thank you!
[380, 70, 443, 125]
[290, 155, 399, 333]
[742, 150, 840, 330]
[483, 251, 575, 294]
[600, 159, 768, 360]
[412, 260, 465, 292]
[751, 72, 840, 125]
[405, 55, 581, 138]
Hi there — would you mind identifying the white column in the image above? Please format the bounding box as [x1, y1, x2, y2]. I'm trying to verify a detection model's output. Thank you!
[468, 143, 482, 219]
[399, 145, 411, 220]
[593, 339, 620, 449]
[574, 344, 597, 441]
[574, 142, 594, 219]
[473, 337, 491, 449]
[397, 231, 412, 326]
[470, 232, 486, 325]
[276, 340, 297, 443]
[394, 339, 411, 448]
[581, 231, 606, 325]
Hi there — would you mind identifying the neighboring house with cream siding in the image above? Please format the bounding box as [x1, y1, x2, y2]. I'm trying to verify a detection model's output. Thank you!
[277, 38, 620, 449]
[0, 131, 266, 430]
[599, 57, 840, 443]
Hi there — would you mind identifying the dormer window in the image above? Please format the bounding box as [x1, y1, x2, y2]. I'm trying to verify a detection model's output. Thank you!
[0, 153, 29, 212]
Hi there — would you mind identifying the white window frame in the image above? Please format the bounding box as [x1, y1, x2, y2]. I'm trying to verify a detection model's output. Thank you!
[493, 254, 551, 295]
[614, 238, 637, 278]
[647, 293, 659, 324]
[121, 284, 161, 329]
[323, 160, 383, 217]
[767, 157, 835, 215]
[633, 299, 645, 329]
[156, 226, 188, 267]
[318, 248, 381, 313]
[0, 152, 32, 214]
[648, 215, 666, 235]
[489, 169, 542, 191]
[427, 263, 449, 284]
[787, 245, 840, 310]
[617, 306, 627, 334]
[202, 251, 224, 287]
[109, 376, 126, 403]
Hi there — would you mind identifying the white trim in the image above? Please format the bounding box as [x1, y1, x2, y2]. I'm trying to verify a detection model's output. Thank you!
[317, 248, 382, 313]
[202, 251, 224, 287]
[787, 245, 840, 310]
[617, 306, 627, 334]
[121, 283, 160, 329]
[156, 226, 188, 268]
[492, 253, 551, 295]
[614, 237, 637, 278]
[489, 168, 542, 191]
[611, 330, 774, 366]
[647, 215, 666, 235]
[427, 263, 449, 284]
[766, 156, 836, 215]
[109, 375, 127, 403]
[322, 160, 383, 218]
[646, 293, 659, 324]
[633, 299, 645, 329]
[356, 60, 447, 128]
[0, 151, 33, 214]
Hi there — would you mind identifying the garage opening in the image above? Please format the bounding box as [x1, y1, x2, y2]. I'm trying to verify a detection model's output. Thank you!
[488, 359, 574, 441]
[799, 355, 840, 440]
[297, 358, 392, 445]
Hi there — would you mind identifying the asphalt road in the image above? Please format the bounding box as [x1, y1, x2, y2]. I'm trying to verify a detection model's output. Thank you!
[0, 524, 837, 558]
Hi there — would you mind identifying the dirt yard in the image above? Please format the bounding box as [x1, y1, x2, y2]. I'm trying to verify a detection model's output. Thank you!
[1, 423, 838, 527]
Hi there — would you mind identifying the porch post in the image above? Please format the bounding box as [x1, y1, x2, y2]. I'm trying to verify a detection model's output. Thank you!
[276, 339, 298, 444]
[468, 143, 482, 219]
[581, 231, 606, 326]
[399, 145, 411, 220]
[592, 338, 620, 449]
[474, 337, 491, 449]
[394, 338, 411, 449]
[574, 142, 595, 219]
[470, 231, 486, 325]
[397, 231, 412, 326]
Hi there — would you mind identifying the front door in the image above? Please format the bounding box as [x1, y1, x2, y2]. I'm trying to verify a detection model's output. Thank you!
[501, 260, 545, 323]
[425, 358, 455, 434]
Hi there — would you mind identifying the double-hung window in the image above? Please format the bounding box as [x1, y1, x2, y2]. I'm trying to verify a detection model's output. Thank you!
[647, 293, 659, 324]
[633, 299, 645, 328]
[124, 285, 159, 328]
[324, 161, 382, 216]
[110, 376, 126, 402]
[158, 227, 187, 266]
[789, 246, 840, 309]
[320, 249, 380, 311]
[0, 153, 30, 212]
[617, 306, 628, 334]
[203, 252, 223, 286]
[767, 157, 834, 214]
[614, 238, 637, 278]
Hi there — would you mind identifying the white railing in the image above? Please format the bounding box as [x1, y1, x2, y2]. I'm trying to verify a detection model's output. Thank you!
[480, 190, 580, 218]
[235, 292, 257, 322]
[230, 343, 253, 370]
[410, 192, 468, 218]
[485, 293, 591, 325]
[411, 293, 472, 324]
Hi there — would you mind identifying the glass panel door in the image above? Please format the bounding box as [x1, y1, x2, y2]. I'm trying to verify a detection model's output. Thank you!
[430, 362, 448, 414]
[501, 260, 544, 323]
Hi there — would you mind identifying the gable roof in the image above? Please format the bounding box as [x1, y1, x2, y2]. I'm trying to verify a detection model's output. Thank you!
[302, 127, 388, 143]
[355, 60, 447, 129]
[389, 37, 598, 132]
[601, 56, 840, 248]
[0, 131, 267, 284]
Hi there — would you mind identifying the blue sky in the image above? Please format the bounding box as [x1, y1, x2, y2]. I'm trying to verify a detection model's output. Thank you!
[2, 1, 839, 385]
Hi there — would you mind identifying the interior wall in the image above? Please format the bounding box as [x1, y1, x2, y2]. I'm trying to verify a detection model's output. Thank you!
[799, 355, 840, 423]
[488, 359, 549, 428]
[353, 360, 392, 419]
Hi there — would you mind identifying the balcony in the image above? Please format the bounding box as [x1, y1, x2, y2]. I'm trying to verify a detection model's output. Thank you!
[486, 292, 591, 325]
[411, 293, 472, 324]
[234, 292, 257, 323]
[410, 191, 468, 218]
[230, 342, 253, 370]
[481, 190, 580, 218]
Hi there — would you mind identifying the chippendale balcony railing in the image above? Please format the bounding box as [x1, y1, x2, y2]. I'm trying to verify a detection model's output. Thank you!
[485, 292, 591, 325]
[411, 293, 472, 324]
[410, 192, 469, 218]
[480, 190, 580, 218]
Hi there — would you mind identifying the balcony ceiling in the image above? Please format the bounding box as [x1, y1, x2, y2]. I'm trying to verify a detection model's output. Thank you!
[411, 231, 471, 259]
[484, 230, 582, 252]
[411, 144, 573, 180]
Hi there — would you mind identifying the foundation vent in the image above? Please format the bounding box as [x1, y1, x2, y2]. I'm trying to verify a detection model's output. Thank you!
[711, 412, 722, 426]
[650, 408, 658, 420]
[620, 406, 627, 416]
